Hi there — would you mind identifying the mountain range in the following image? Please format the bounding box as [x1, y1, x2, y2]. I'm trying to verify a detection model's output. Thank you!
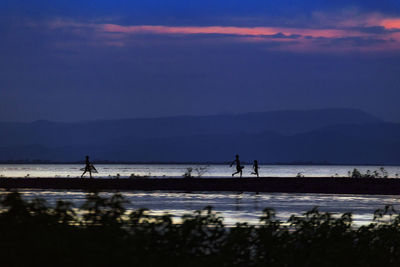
[0, 108, 399, 164]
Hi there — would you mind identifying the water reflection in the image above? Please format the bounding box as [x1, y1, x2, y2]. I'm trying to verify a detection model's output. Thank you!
[1, 164, 400, 178]
[3, 189, 399, 226]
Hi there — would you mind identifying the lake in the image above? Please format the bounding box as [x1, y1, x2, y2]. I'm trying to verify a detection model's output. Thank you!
[5, 189, 399, 227]
[1, 164, 400, 226]
[1, 164, 399, 178]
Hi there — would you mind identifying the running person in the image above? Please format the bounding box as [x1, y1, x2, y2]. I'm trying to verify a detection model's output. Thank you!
[230, 154, 244, 177]
[251, 160, 259, 178]
[81, 155, 97, 178]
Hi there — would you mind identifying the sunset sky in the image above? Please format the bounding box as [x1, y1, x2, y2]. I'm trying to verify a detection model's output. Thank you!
[1, 0, 400, 122]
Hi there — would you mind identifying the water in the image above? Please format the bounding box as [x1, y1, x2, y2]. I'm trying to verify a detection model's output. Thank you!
[7, 189, 400, 227]
[1, 164, 399, 178]
[1, 164, 400, 226]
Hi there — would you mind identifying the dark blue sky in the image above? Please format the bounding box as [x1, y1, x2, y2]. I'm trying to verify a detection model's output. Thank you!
[1, 0, 400, 122]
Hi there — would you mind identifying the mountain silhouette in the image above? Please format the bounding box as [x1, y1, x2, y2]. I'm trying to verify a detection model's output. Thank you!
[1, 108, 398, 164]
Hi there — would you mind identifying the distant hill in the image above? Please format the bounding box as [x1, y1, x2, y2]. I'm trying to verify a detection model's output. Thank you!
[0, 108, 381, 146]
[1, 108, 398, 164]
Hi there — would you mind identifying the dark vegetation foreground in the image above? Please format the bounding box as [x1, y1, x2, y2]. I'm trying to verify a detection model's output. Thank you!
[1, 191, 400, 266]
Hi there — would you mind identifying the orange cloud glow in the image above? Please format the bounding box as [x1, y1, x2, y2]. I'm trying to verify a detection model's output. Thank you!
[101, 24, 350, 39]
[380, 18, 400, 29]
[44, 14, 400, 52]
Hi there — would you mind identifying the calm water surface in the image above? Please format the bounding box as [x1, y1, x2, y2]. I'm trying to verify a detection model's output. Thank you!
[1, 164, 399, 178]
[3, 189, 399, 227]
[1, 164, 400, 226]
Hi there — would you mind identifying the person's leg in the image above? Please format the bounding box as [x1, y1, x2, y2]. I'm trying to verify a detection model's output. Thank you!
[232, 171, 239, 176]
[89, 170, 92, 178]
[81, 170, 87, 178]
[240, 170, 242, 177]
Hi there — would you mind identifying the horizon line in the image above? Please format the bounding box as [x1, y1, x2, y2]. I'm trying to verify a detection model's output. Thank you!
[0, 107, 378, 124]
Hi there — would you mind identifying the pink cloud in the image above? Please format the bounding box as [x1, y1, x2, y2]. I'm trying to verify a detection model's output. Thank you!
[45, 13, 400, 52]
[101, 24, 349, 39]
[380, 18, 400, 29]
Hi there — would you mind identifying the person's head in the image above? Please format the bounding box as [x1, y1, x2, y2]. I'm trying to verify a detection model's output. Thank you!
[254, 160, 258, 163]
[235, 154, 239, 158]
[86, 155, 89, 159]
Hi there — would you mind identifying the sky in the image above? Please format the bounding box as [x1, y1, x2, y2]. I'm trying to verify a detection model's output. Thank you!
[1, 0, 400, 122]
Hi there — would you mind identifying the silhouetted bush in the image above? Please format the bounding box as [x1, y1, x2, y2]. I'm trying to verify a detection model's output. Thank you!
[349, 167, 389, 178]
[1, 191, 400, 266]
[183, 167, 193, 178]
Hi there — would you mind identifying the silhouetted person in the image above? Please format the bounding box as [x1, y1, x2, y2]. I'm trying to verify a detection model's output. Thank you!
[230, 154, 244, 177]
[81, 156, 97, 178]
[251, 160, 259, 178]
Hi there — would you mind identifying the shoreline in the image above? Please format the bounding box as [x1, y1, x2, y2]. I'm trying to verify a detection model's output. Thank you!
[1, 177, 400, 195]
[1, 162, 399, 166]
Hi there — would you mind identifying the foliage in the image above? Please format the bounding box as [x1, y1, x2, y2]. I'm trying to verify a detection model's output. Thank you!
[129, 172, 151, 178]
[183, 167, 193, 178]
[183, 166, 208, 178]
[349, 167, 389, 178]
[1, 191, 400, 266]
[193, 166, 209, 177]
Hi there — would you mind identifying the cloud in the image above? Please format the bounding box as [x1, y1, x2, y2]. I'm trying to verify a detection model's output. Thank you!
[381, 18, 400, 29]
[317, 36, 392, 47]
[356, 26, 391, 34]
[40, 11, 400, 53]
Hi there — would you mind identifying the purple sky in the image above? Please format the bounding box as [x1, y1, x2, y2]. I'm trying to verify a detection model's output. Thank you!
[1, 0, 400, 122]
